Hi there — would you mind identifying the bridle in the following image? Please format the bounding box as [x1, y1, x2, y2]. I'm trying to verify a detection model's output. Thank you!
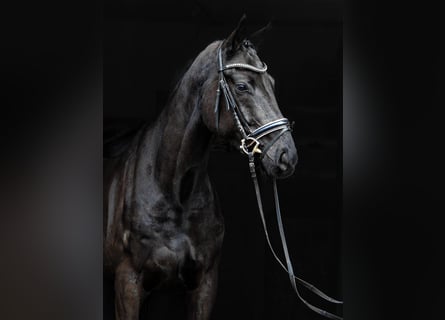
[214, 42, 343, 320]
[214, 44, 292, 157]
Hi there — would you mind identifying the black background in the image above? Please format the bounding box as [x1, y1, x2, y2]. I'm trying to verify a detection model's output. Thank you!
[0, 1, 443, 320]
[104, 1, 341, 319]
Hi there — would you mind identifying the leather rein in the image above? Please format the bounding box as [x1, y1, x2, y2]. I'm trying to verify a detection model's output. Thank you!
[214, 43, 343, 320]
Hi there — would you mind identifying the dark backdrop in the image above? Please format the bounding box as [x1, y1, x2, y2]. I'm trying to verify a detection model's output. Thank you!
[1, 1, 442, 320]
[104, 1, 342, 319]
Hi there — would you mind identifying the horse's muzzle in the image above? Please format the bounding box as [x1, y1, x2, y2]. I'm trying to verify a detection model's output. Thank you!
[261, 132, 298, 179]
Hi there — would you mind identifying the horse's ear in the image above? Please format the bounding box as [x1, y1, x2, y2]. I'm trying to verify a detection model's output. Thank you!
[249, 21, 272, 50]
[224, 14, 248, 56]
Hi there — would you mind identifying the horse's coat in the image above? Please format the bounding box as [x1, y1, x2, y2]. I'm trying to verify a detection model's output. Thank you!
[104, 17, 297, 320]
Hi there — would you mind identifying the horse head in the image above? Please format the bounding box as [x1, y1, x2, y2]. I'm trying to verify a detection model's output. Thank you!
[202, 15, 298, 179]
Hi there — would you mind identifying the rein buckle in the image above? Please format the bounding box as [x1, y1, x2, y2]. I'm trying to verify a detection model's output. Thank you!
[240, 137, 262, 155]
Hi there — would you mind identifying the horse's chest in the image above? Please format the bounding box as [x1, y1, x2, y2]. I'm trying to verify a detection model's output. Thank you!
[137, 207, 223, 291]
[140, 232, 213, 291]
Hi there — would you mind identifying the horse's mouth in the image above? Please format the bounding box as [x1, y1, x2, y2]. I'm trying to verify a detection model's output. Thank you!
[259, 142, 298, 179]
[260, 159, 296, 179]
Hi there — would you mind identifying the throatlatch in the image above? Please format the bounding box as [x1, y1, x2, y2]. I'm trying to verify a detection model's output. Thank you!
[215, 42, 343, 319]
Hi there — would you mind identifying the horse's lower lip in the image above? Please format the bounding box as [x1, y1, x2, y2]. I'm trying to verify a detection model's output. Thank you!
[260, 161, 295, 179]
[276, 168, 294, 179]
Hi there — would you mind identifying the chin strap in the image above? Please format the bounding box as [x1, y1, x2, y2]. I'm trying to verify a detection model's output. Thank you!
[248, 153, 343, 320]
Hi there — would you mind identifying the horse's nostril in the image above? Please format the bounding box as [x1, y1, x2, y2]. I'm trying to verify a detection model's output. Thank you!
[278, 151, 289, 171]
[280, 152, 287, 163]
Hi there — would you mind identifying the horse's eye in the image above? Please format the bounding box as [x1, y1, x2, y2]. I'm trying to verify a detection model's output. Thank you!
[235, 83, 249, 92]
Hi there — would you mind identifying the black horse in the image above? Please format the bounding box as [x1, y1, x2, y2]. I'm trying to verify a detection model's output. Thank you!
[104, 16, 298, 320]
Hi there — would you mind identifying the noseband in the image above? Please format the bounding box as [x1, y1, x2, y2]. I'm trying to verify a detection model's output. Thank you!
[214, 45, 292, 157]
[214, 42, 343, 320]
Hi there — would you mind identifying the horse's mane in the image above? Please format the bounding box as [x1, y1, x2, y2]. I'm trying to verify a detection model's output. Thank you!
[103, 56, 197, 160]
[103, 42, 238, 160]
[103, 119, 146, 159]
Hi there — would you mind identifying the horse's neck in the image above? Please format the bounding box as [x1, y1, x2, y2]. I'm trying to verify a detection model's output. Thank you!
[133, 73, 213, 205]
[156, 100, 211, 194]
[125, 42, 220, 207]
